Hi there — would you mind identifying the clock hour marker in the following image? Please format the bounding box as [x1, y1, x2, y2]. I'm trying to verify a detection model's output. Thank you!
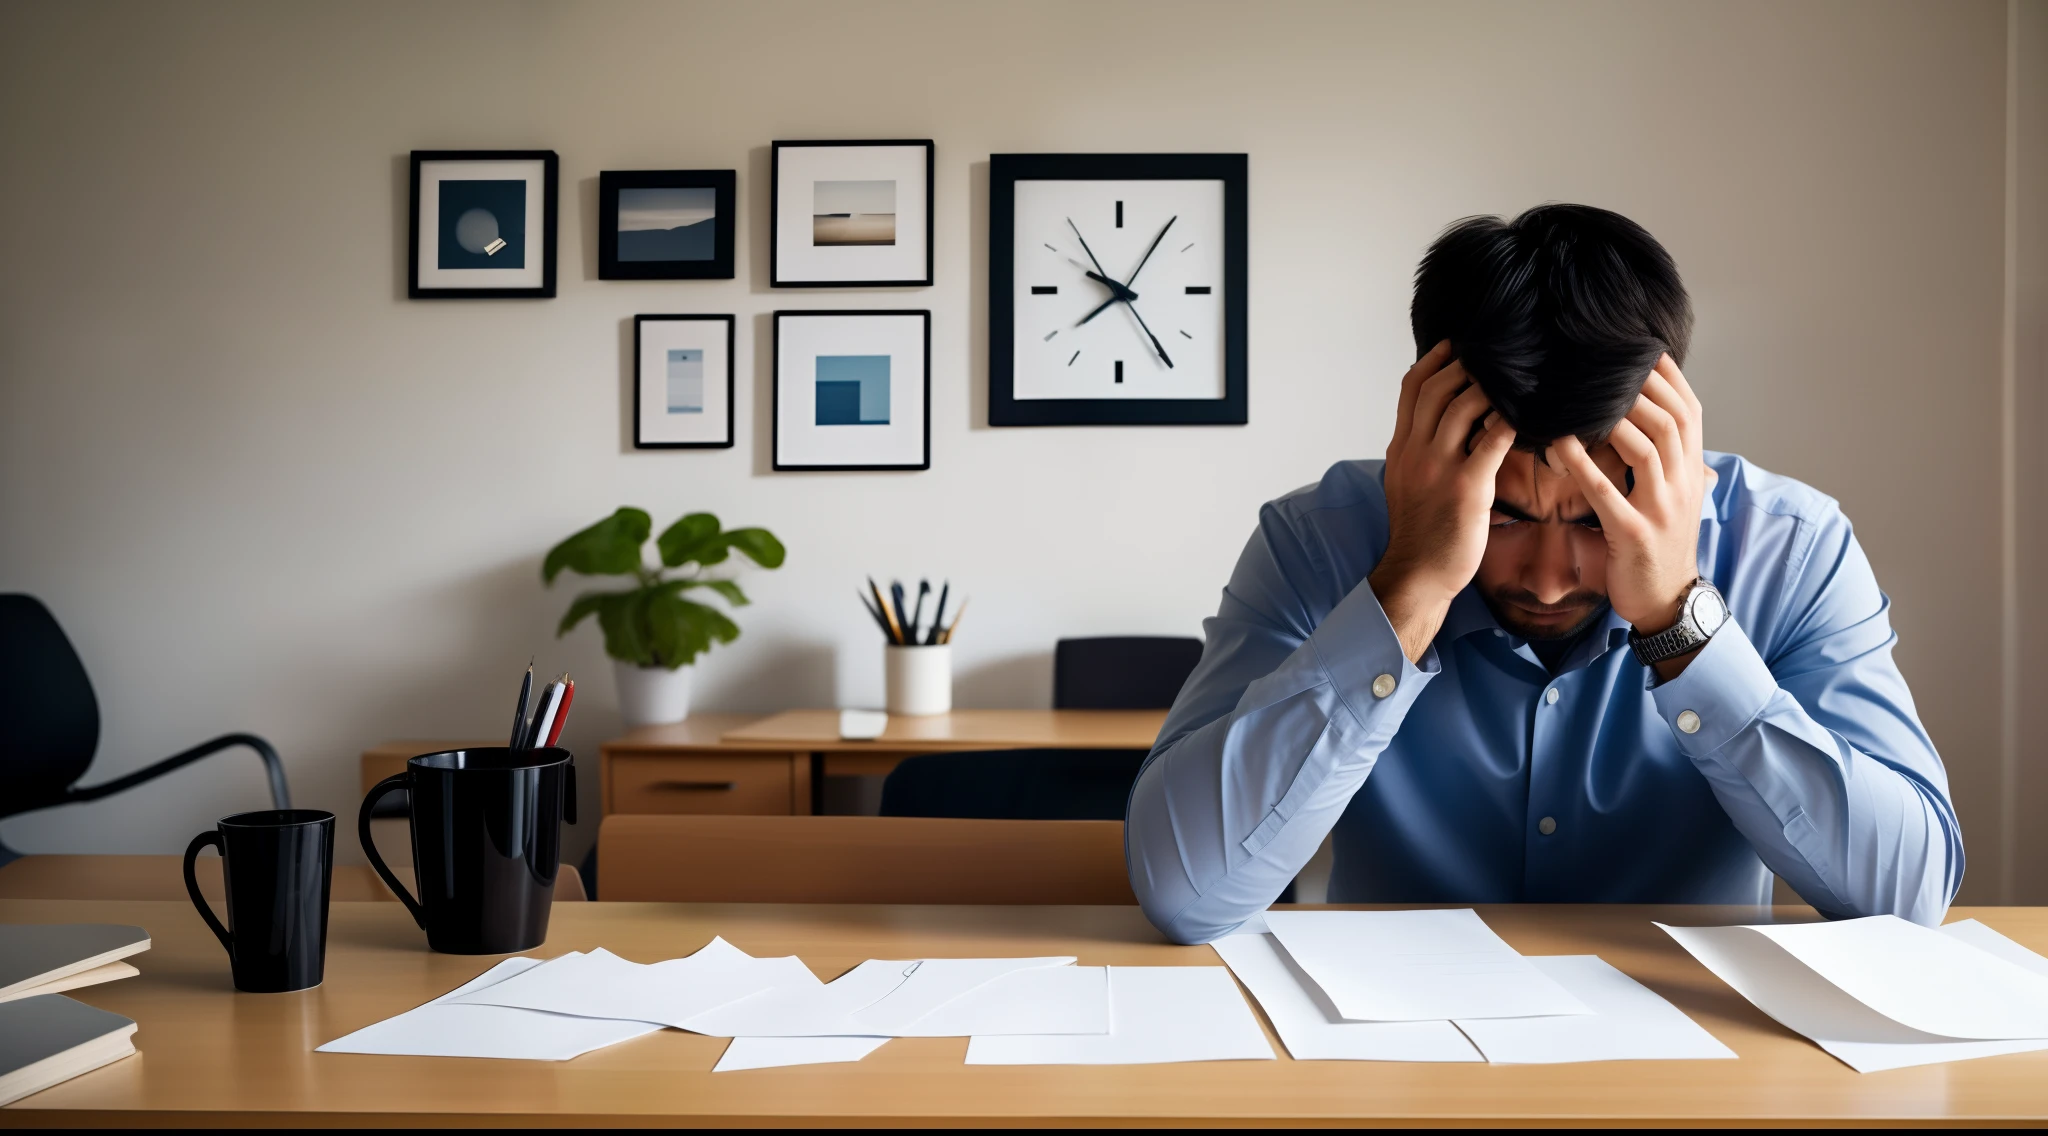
[1115, 201, 1123, 228]
[1179, 329, 1193, 339]
[1067, 350, 1080, 366]
[1181, 242, 1195, 253]
[1185, 286, 1212, 294]
[1043, 329, 1059, 341]
[1115, 360, 1124, 383]
[1031, 286, 1057, 295]
[1043, 243, 1059, 252]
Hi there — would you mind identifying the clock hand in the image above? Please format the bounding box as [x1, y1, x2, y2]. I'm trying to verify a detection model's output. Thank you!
[1077, 294, 1118, 327]
[1067, 218, 1116, 283]
[1085, 270, 1138, 303]
[1119, 215, 1177, 290]
[1119, 298, 1175, 369]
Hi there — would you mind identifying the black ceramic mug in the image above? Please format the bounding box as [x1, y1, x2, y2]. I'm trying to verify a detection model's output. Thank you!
[182, 809, 335, 993]
[358, 746, 576, 955]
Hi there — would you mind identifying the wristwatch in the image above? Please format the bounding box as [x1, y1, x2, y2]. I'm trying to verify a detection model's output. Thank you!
[1628, 579, 1729, 667]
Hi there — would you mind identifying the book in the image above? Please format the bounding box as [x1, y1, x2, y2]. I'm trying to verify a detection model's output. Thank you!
[0, 994, 137, 1106]
[0, 924, 150, 1003]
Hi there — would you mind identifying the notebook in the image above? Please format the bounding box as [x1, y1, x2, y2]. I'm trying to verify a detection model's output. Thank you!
[0, 924, 150, 1004]
[0, 994, 138, 1106]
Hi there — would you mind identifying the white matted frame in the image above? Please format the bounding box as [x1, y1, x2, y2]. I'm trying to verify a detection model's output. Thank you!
[634, 315, 735, 449]
[770, 141, 934, 288]
[409, 150, 558, 299]
[773, 310, 930, 471]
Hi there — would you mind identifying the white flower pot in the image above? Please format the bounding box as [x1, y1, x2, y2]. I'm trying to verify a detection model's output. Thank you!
[885, 645, 952, 716]
[614, 660, 692, 727]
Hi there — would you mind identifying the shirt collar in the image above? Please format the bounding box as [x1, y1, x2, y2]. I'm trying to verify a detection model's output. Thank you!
[1438, 585, 1633, 671]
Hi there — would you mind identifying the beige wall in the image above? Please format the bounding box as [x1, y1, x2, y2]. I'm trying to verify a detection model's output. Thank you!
[0, 0, 2032, 898]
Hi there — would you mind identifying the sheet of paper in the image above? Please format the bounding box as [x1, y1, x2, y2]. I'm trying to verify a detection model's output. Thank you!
[713, 1035, 891, 1071]
[317, 955, 661, 1061]
[449, 938, 818, 1028]
[1748, 914, 2048, 1040]
[1211, 933, 1481, 1062]
[1658, 922, 2048, 1073]
[683, 958, 911, 1037]
[1451, 955, 1736, 1064]
[1263, 908, 1590, 1022]
[964, 967, 1275, 1065]
[848, 956, 1075, 1034]
[890, 965, 1109, 1037]
[1941, 918, 2048, 976]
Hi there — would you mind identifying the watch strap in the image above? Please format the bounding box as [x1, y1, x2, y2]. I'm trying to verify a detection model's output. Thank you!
[1629, 580, 1720, 667]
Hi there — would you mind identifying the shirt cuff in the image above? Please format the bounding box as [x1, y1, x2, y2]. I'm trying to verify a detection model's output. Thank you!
[1649, 616, 1776, 757]
[1309, 577, 1441, 731]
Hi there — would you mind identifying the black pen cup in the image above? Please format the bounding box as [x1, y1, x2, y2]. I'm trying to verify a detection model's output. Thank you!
[358, 746, 576, 955]
[183, 809, 335, 993]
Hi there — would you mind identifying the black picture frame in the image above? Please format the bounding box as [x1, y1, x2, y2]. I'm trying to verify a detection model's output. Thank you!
[770, 140, 935, 288]
[633, 314, 736, 450]
[772, 309, 932, 471]
[988, 153, 1248, 425]
[408, 150, 559, 299]
[599, 170, 737, 280]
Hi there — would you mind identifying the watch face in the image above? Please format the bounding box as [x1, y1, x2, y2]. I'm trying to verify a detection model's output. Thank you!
[1689, 586, 1729, 634]
[1010, 178, 1226, 401]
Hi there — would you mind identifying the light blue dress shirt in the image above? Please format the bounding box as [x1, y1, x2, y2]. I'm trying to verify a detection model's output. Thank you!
[1126, 452, 1964, 944]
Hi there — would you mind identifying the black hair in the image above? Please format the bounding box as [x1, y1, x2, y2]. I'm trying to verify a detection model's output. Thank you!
[1410, 203, 1692, 450]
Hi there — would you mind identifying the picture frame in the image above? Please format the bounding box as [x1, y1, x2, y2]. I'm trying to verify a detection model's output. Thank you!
[408, 150, 559, 299]
[599, 170, 737, 280]
[770, 140, 934, 288]
[634, 315, 736, 449]
[988, 153, 1248, 425]
[772, 310, 931, 471]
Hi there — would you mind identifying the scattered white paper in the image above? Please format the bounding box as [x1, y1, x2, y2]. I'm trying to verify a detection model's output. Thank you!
[1941, 918, 2048, 976]
[683, 958, 913, 1037]
[713, 1035, 890, 1071]
[1263, 908, 1590, 1022]
[1659, 921, 2048, 1073]
[1451, 955, 1736, 1064]
[848, 956, 1076, 1034]
[317, 955, 662, 1061]
[1747, 915, 2048, 1040]
[892, 965, 1109, 1037]
[965, 967, 1274, 1065]
[1211, 933, 1481, 1062]
[449, 938, 819, 1028]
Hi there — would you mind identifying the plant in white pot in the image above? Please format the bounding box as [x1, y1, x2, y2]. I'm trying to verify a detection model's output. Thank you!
[543, 508, 785, 727]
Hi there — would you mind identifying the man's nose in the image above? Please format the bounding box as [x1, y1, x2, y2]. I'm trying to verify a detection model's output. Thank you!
[1524, 523, 1580, 603]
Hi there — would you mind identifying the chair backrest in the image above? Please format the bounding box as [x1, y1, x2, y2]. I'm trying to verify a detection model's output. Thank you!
[597, 814, 1135, 904]
[0, 595, 100, 814]
[1053, 636, 1203, 710]
[879, 748, 1146, 820]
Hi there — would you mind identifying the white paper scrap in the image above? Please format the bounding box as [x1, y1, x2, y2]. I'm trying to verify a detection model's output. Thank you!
[317, 955, 662, 1061]
[1211, 933, 1481, 1062]
[1659, 921, 2048, 1073]
[892, 965, 1109, 1037]
[1452, 955, 1736, 1064]
[713, 1035, 890, 1071]
[1263, 908, 1590, 1022]
[449, 938, 819, 1028]
[683, 958, 911, 1038]
[848, 956, 1076, 1034]
[1748, 915, 2048, 1040]
[1941, 918, 2048, 976]
[965, 967, 1275, 1065]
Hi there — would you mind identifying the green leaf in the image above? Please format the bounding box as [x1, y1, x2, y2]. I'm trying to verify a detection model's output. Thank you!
[679, 578, 750, 607]
[555, 589, 630, 637]
[542, 508, 650, 584]
[722, 527, 786, 569]
[656, 513, 722, 569]
[595, 590, 652, 666]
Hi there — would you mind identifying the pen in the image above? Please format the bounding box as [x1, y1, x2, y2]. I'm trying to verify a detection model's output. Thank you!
[890, 581, 910, 642]
[508, 660, 533, 747]
[925, 582, 949, 645]
[544, 678, 575, 747]
[858, 590, 892, 639]
[869, 577, 905, 644]
[941, 597, 968, 644]
[908, 579, 930, 645]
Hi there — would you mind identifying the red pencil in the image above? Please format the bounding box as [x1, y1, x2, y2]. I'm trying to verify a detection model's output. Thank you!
[544, 678, 576, 747]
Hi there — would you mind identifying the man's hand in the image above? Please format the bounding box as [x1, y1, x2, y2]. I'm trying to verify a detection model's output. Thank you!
[1368, 341, 1518, 662]
[1552, 354, 1709, 679]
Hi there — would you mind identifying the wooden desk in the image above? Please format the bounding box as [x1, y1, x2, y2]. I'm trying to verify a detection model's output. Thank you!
[599, 709, 1166, 817]
[6, 898, 2047, 1127]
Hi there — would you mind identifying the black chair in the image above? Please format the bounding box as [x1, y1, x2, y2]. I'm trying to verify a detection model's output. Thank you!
[0, 594, 291, 868]
[879, 635, 1203, 821]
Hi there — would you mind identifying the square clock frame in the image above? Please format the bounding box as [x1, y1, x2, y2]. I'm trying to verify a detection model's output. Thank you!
[989, 153, 1247, 425]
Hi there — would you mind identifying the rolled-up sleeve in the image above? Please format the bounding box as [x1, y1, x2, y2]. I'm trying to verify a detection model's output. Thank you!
[1126, 501, 1435, 944]
[1651, 512, 1963, 925]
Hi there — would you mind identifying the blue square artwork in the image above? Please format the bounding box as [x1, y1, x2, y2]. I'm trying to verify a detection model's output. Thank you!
[815, 355, 890, 426]
[666, 349, 704, 414]
[438, 179, 526, 269]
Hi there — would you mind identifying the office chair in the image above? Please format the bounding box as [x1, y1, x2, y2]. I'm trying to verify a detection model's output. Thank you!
[0, 594, 291, 868]
[879, 635, 1203, 821]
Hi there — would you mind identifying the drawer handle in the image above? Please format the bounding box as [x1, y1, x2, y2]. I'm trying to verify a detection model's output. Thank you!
[651, 780, 738, 792]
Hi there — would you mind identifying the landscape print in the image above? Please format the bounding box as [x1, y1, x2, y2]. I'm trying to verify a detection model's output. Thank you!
[666, 348, 704, 414]
[812, 179, 896, 246]
[617, 186, 716, 261]
[815, 355, 890, 425]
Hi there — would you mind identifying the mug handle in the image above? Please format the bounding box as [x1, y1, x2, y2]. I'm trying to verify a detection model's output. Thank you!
[181, 831, 234, 959]
[358, 772, 425, 928]
[565, 760, 577, 827]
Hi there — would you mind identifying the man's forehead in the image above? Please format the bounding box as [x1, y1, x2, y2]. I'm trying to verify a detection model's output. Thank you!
[1492, 445, 1622, 517]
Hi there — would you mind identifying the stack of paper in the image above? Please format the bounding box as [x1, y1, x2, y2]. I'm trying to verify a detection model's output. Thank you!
[1661, 915, 2048, 1072]
[964, 967, 1275, 1065]
[1215, 909, 1733, 1064]
[318, 954, 665, 1060]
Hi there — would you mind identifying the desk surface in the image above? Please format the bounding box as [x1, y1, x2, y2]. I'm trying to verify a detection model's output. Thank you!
[718, 707, 1167, 751]
[5, 898, 2047, 1127]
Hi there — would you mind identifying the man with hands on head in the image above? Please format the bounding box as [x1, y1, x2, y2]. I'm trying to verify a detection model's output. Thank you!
[1126, 204, 1962, 945]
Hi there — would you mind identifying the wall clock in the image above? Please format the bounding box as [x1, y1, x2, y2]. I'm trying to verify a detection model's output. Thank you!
[989, 153, 1246, 425]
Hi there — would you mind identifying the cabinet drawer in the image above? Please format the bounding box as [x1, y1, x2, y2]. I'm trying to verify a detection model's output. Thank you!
[610, 754, 795, 815]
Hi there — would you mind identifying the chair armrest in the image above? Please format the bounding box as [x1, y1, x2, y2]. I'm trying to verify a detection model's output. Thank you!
[64, 733, 290, 810]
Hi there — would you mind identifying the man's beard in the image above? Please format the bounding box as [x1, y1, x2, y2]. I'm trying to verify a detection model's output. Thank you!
[1481, 585, 1612, 641]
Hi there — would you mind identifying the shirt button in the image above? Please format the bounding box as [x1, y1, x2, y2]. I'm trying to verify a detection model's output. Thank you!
[1544, 687, 1559, 705]
[1677, 710, 1702, 734]
[1371, 673, 1397, 699]
[1538, 816, 1557, 835]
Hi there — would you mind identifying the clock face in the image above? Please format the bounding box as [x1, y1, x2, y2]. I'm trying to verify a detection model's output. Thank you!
[1010, 178, 1226, 401]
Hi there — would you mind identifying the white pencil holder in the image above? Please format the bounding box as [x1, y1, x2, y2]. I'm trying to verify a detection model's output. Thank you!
[885, 644, 952, 716]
